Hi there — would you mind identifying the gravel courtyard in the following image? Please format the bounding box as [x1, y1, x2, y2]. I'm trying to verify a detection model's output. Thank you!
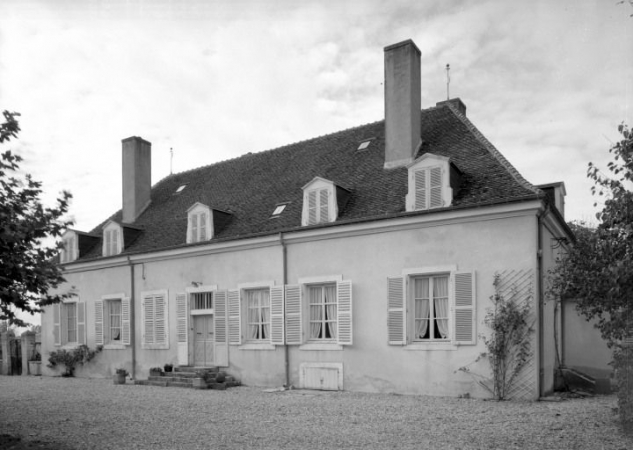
[0, 376, 631, 450]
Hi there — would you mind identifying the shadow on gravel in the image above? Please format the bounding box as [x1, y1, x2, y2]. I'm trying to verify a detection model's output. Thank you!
[0, 433, 73, 450]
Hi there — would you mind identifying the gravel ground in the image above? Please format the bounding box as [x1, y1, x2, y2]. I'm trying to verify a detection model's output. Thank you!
[0, 376, 631, 450]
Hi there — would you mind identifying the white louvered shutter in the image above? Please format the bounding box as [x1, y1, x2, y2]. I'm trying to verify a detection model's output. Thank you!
[77, 302, 86, 345]
[143, 296, 154, 346]
[228, 289, 241, 345]
[176, 293, 188, 365]
[214, 290, 229, 366]
[454, 271, 476, 345]
[53, 303, 61, 346]
[285, 284, 302, 345]
[387, 276, 406, 345]
[415, 170, 427, 210]
[121, 297, 131, 345]
[429, 167, 443, 208]
[94, 300, 104, 345]
[337, 280, 352, 345]
[112, 230, 118, 255]
[105, 230, 111, 256]
[319, 189, 329, 223]
[270, 286, 285, 345]
[308, 190, 317, 225]
[200, 212, 207, 240]
[191, 215, 198, 243]
[154, 294, 168, 348]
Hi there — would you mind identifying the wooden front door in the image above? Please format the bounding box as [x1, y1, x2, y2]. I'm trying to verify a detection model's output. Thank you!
[193, 315, 214, 367]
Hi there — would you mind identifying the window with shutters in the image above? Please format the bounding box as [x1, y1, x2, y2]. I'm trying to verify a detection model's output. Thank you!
[53, 300, 86, 348]
[285, 275, 353, 350]
[141, 290, 169, 350]
[95, 294, 131, 349]
[102, 221, 123, 257]
[301, 177, 340, 226]
[405, 153, 456, 212]
[387, 268, 475, 348]
[187, 203, 213, 243]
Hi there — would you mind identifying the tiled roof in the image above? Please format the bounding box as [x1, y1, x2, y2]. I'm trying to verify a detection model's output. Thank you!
[78, 103, 540, 260]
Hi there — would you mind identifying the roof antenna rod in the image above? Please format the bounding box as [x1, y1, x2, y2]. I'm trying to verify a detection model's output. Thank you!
[170, 147, 173, 175]
[446, 63, 450, 100]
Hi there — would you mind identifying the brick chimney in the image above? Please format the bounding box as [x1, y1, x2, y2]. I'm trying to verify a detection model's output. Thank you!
[384, 39, 421, 169]
[122, 136, 151, 223]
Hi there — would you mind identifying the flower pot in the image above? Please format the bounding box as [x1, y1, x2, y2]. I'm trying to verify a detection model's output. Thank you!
[29, 361, 42, 376]
[113, 373, 126, 385]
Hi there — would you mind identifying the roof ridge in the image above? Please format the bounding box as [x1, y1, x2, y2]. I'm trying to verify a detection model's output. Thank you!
[443, 103, 540, 195]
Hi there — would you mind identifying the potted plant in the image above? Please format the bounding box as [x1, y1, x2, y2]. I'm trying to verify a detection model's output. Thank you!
[113, 368, 128, 385]
[149, 367, 163, 377]
[163, 363, 173, 373]
[29, 351, 42, 376]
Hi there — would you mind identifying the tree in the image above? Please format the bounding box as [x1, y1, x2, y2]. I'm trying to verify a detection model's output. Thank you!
[548, 124, 632, 348]
[0, 110, 74, 327]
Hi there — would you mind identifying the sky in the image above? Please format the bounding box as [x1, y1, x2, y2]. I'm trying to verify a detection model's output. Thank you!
[0, 0, 632, 234]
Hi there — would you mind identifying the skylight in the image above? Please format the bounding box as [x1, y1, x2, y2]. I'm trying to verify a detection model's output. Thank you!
[358, 140, 372, 150]
[175, 185, 187, 193]
[271, 204, 287, 217]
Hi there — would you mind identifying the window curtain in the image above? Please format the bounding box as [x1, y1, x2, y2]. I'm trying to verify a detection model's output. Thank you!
[324, 285, 337, 339]
[434, 276, 449, 339]
[247, 290, 270, 340]
[414, 278, 430, 339]
[309, 287, 322, 339]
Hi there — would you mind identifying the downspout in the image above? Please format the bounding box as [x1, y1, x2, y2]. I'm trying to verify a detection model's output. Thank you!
[127, 256, 136, 380]
[280, 232, 290, 388]
[536, 206, 547, 398]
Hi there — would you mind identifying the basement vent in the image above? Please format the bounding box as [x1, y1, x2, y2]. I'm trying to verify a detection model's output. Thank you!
[300, 362, 343, 391]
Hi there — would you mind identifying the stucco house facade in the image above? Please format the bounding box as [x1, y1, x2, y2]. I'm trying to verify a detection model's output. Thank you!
[42, 40, 573, 399]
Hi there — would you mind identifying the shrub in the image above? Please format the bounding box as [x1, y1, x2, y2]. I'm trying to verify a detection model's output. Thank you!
[47, 345, 102, 377]
[614, 346, 633, 433]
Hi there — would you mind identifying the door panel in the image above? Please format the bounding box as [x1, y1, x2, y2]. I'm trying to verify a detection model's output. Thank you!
[193, 315, 214, 366]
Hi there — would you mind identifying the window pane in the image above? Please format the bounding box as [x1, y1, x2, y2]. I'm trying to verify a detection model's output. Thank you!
[66, 303, 77, 343]
[109, 300, 122, 343]
[246, 289, 270, 341]
[309, 284, 336, 340]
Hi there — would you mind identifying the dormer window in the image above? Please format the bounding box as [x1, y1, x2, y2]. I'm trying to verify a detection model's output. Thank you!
[102, 221, 123, 257]
[406, 154, 461, 212]
[187, 203, 212, 243]
[301, 177, 350, 226]
[60, 231, 77, 263]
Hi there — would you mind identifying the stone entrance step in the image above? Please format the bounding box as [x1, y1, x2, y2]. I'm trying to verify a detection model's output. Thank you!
[134, 366, 240, 390]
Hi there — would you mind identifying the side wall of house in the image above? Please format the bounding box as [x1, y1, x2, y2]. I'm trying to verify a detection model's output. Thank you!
[563, 300, 613, 378]
[41, 210, 541, 398]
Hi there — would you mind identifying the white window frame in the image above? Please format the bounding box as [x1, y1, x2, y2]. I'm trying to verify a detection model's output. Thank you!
[64, 301, 79, 346]
[102, 221, 123, 257]
[298, 274, 346, 351]
[301, 177, 338, 226]
[405, 153, 454, 212]
[403, 265, 455, 350]
[141, 289, 170, 350]
[97, 293, 129, 350]
[186, 203, 213, 244]
[236, 281, 276, 350]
